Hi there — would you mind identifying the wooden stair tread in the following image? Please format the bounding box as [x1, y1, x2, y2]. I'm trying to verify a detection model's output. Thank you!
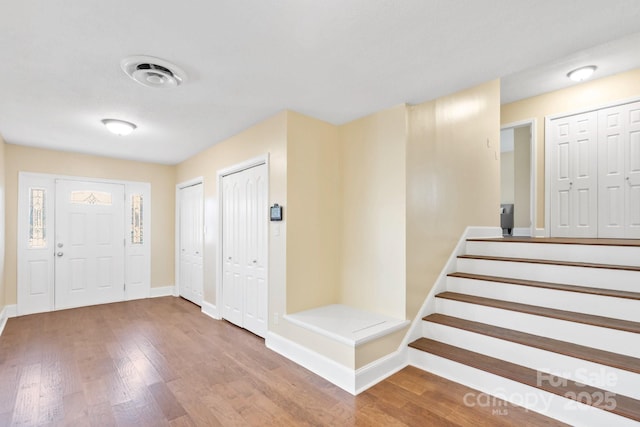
[448, 272, 640, 300]
[436, 292, 640, 334]
[423, 313, 640, 374]
[458, 254, 640, 271]
[408, 338, 640, 422]
[467, 237, 640, 247]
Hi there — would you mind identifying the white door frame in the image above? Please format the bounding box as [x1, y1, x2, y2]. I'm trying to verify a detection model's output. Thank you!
[215, 154, 269, 324]
[17, 172, 151, 315]
[501, 119, 537, 237]
[174, 176, 204, 301]
[544, 96, 640, 237]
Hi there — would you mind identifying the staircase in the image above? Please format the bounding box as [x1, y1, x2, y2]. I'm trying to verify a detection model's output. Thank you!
[408, 237, 640, 426]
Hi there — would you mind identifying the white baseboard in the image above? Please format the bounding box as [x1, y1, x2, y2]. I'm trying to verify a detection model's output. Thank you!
[149, 286, 175, 298]
[201, 301, 221, 320]
[535, 227, 546, 237]
[0, 305, 17, 337]
[466, 226, 503, 239]
[266, 331, 409, 395]
[354, 348, 408, 394]
[512, 227, 531, 237]
[266, 332, 357, 394]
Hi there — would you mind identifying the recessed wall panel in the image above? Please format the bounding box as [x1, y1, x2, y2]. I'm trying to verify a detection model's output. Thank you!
[70, 258, 86, 291]
[28, 260, 48, 296]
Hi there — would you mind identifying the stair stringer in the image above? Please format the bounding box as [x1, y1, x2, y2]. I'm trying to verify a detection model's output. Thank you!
[401, 226, 502, 347]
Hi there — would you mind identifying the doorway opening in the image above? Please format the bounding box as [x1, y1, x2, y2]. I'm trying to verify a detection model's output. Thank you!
[500, 120, 536, 237]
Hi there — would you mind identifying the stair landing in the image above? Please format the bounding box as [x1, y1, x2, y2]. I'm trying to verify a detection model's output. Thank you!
[469, 236, 640, 246]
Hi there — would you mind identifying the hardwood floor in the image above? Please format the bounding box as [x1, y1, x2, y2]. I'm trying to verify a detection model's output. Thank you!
[0, 297, 566, 426]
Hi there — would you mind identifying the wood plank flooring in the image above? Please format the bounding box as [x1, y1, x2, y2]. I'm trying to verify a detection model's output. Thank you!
[0, 297, 566, 426]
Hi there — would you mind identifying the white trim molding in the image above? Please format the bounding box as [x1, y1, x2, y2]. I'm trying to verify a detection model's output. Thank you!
[354, 348, 408, 394]
[201, 300, 221, 320]
[0, 305, 17, 337]
[150, 286, 175, 298]
[512, 227, 531, 237]
[266, 332, 355, 394]
[266, 331, 410, 395]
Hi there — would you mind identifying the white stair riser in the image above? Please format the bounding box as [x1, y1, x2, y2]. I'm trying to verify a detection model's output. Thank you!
[465, 241, 640, 267]
[447, 277, 640, 322]
[435, 299, 640, 358]
[422, 321, 640, 399]
[456, 258, 640, 291]
[408, 349, 637, 427]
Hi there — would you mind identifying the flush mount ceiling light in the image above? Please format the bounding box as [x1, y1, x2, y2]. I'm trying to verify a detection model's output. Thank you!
[567, 65, 597, 82]
[121, 55, 188, 89]
[101, 119, 137, 136]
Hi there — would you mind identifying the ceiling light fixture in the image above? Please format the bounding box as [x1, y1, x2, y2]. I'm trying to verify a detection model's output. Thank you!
[101, 119, 137, 136]
[567, 65, 597, 82]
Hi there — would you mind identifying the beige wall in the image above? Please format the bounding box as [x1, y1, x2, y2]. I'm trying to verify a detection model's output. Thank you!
[407, 79, 501, 319]
[514, 126, 531, 228]
[4, 144, 176, 305]
[339, 105, 407, 320]
[502, 68, 640, 228]
[286, 111, 342, 313]
[0, 137, 5, 308]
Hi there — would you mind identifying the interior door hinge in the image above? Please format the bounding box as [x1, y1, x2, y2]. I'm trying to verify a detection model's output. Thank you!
[124, 283, 126, 291]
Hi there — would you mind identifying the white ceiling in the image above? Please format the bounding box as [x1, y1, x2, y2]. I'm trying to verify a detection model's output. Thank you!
[1, 1, 640, 165]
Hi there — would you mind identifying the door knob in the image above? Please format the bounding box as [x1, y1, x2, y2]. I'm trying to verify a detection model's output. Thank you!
[56, 252, 64, 257]
[57, 243, 64, 248]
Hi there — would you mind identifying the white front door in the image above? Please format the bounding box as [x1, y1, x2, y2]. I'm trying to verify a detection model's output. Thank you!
[54, 180, 125, 310]
[221, 163, 268, 338]
[179, 183, 204, 305]
[549, 112, 598, 237]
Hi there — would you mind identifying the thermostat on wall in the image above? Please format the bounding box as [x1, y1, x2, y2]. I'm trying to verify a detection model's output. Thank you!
[270, 204, 283, 221]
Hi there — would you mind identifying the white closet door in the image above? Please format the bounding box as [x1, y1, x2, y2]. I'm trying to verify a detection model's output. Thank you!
[221, 163, 268, 338]
[179, 183, 203, 305]
[624, 102, 640, 237]
[598, 102, 640, 238]
[549, 112, 598, 237]
[54, 180, 125, 310]
[241, 164, 268, 337]
[222, 173, 244, 326]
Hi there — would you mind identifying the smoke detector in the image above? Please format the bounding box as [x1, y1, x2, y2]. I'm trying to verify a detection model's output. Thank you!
[121, 55, 187, 89]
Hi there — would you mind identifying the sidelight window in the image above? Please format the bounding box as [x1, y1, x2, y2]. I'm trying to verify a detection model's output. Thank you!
[29, 188, 47, 248]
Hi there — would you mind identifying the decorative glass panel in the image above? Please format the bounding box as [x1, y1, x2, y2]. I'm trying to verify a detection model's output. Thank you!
[29, 188, 47, 248]
[131, 194, 143, 244]
[70, 191, 112, 206]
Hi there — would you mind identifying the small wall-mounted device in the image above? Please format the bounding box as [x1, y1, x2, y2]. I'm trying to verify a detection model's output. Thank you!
[270, 204, 283, 221]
